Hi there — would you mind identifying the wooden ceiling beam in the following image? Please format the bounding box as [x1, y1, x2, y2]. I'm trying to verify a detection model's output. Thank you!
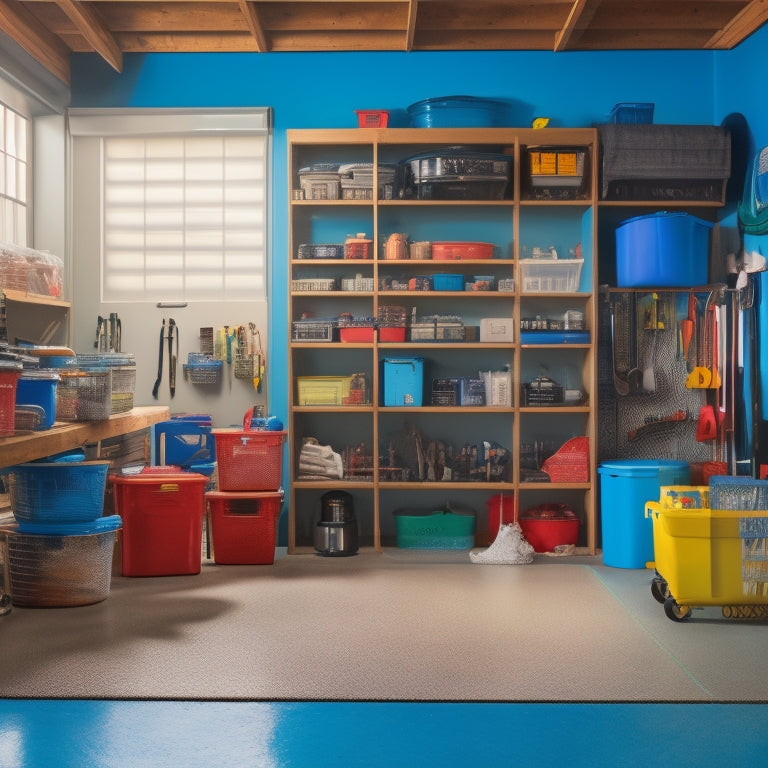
[0, 0, 71, 84]
[705, 0, 768, 48]
[405, 0, 417, 50]
[554, 0, 602, 51]
[54, 0, 122, 71]
[238, 0, 268, 50]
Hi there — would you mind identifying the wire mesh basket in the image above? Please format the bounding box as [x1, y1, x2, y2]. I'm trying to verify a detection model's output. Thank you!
[7, 460, 109, 523]
[183, 356, 222, 384]
[56, 369, 112, 421]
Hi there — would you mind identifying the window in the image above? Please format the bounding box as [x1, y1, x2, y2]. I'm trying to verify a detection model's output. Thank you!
[68, 108, 271, 302]
[0, 102, 30, 246]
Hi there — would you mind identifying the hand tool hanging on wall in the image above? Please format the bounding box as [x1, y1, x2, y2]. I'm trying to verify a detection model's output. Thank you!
[151, 318, 178, 399]
[168, 318, 178, 398]
[152, 319, 165, 399]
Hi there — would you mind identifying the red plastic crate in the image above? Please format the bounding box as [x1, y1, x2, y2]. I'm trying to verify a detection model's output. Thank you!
[378, 326, 406, 342]
[0, 368, 21, 436]
[206, 490, 283, 564]
[110, 472, 207, 576]
[339, 326, 374, 342]
[212, 429, 286, 491]
[355, 110, 389, 128]
[431, 241, 494, 260]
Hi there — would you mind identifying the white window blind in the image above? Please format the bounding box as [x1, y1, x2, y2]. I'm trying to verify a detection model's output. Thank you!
[0, 102, 29, 246]
[68, 108, 271, 303]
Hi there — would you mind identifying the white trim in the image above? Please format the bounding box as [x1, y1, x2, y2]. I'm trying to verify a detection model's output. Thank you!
[67, 108, 271, 137]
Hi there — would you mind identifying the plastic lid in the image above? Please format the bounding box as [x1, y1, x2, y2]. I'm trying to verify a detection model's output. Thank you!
[598, 459, 689, 476]
[15, 514, 122, 536]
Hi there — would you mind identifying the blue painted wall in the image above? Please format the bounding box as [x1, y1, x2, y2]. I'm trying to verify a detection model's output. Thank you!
[68, 30, 767, 481]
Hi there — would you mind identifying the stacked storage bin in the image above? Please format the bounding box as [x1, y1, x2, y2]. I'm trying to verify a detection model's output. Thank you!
[0, 457, 120, 606]
[209, 414, 286, 564]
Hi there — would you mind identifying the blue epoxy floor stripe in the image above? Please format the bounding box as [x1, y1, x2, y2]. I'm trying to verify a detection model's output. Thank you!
[0, 700, 767, 768]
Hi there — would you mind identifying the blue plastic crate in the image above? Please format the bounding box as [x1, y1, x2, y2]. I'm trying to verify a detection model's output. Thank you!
[709, 476, 768, 511]
[610, 102, 654, 124]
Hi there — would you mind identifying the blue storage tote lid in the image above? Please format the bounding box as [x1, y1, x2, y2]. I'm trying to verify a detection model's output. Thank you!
[598, 459, 689, 478]
[14, 514, 122, 536]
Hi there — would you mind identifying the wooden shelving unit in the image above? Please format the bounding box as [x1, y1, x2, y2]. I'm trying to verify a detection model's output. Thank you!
[287, 128, 599, 555]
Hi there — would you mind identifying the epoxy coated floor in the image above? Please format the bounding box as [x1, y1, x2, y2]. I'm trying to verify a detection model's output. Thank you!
[0, 700, 766, 767]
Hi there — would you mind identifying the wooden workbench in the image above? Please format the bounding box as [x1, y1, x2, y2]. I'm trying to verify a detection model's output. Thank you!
[0, 406, 170, 467]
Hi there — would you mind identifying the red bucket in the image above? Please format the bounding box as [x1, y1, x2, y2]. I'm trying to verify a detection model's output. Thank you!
[486, 493, 516, 541]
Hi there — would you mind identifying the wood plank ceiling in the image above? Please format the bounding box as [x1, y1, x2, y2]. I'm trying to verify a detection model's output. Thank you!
[1, 0, 767, 85]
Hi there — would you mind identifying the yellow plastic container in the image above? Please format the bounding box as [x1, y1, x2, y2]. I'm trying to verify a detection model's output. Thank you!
[646, 501, 768, 607]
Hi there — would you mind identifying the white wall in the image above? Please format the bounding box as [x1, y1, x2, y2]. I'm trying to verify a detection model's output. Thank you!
[69, 134, 270, 427]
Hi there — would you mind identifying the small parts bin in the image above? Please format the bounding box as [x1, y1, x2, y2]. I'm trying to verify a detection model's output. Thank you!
[647, 501, 768, 621]
[110, 473, 208, 576]
[598, 459, 690, 568]
[206, 491, 283, 565]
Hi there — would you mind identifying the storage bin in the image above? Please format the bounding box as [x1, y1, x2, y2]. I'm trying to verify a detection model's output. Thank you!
[520, 258, 583, 293]
[394, 507, 476, 549]
[0, 363, 23, 436]
[598, 459, 690, 568]
[599, 124, 731, 202]
[524, 147, 588, 199]
[615, 212, 712, 288]
[298, 164, 340, 200]
[432, 241, 494, 260]
[406, 96, 506, 128]
[480, 318, 514, 343]
[378, 326, 406, 342]
[110, 472, 208, 576]
[610, 102, 654, 124]
[432, 274, 465, 291]
[708, 476, 768, 511]
[56, 369, 112, 421]
[76, 353, 137, 414]
[646, 502, 768, 609]
[6, 460, 110, 523]
[206, 490, 283, 564]
[15, 370, 58, 430]
[296, 375, 352, 405]
[382, 357, 424, 406]
[339, 325, 375, 342]
[486, 493, 516, 541]
[212, 429, 286, 491]
[355, 110, 388, 128]
[519, 504, 580, 552]
[0, 516, 121, 607]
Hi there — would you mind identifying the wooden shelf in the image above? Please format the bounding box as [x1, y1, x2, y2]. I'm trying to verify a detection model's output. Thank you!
[0, 406, 170, 467]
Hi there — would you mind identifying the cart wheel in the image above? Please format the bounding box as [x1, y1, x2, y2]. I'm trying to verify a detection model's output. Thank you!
[664, 597, 692, 622]
[651, 577, 669, 604]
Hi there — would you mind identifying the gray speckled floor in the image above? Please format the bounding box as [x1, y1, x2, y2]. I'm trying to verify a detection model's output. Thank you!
[0, 549, 765, 701]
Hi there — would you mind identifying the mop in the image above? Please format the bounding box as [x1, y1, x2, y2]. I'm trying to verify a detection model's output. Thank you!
[469, 493, 534, 565]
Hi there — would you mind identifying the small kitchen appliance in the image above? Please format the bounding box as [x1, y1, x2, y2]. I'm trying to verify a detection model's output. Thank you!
[314, 490, 358, 556]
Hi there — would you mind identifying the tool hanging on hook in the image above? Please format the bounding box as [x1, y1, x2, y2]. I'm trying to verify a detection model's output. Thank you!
[151, 318, 179, 399]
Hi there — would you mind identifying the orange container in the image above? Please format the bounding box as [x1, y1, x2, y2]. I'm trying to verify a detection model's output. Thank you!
[110, 472, 207, 576]
[431, 241, 494, 260]
[206, 490, 283, 564]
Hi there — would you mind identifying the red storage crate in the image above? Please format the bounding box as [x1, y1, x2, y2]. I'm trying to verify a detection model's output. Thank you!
[0, 365, 22, 436]
[110, 472, 207, 576]
[206, 490, 283, 564]
[212, 429, 286, 491]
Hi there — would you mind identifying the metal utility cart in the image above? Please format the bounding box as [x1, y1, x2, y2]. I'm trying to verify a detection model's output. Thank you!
[646, 500, 768, 621]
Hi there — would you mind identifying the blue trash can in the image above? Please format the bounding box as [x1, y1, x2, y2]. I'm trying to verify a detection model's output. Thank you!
[598, 459, 690, 568]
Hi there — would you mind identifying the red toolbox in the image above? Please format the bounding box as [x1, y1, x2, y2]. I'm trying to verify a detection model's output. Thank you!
[206, 490, 283, 564]
[110, 472, 207, 576]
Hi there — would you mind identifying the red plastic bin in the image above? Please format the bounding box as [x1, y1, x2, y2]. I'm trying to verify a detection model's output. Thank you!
[206, 490, 283, 564]
[110, 472, 208, 576]
[0, 365, 22, 436]
[212, 429, 286, 491]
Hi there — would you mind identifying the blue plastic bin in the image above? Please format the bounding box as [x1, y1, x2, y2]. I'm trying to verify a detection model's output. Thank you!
[153, 419, 216, 467]
[598, 459, 690, 568]
[382, 357, 424, 407]
[615, 212, 712, 288]
[15, 372, 59, 429]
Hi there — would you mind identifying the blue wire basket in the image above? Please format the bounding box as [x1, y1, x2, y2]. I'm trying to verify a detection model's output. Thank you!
[6, 460, 110, 523]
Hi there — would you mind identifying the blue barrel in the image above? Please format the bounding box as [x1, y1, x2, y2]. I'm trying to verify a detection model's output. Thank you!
[598, 459, 690, 568]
